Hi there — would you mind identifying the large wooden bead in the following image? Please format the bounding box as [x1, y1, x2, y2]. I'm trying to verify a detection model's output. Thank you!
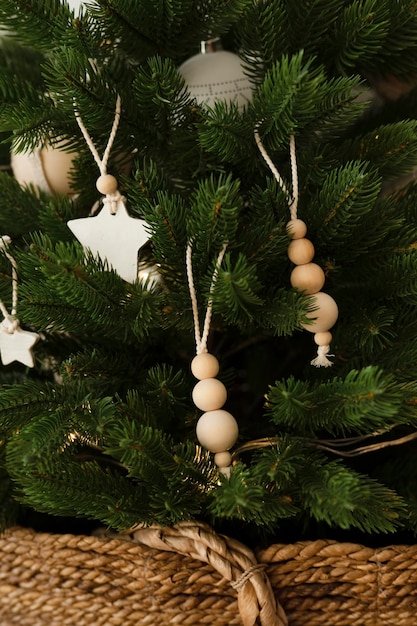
[286, 219, 307, 240]
[192, 378, 227, 411]
[302, 292, 339, 333]
[191, 353, 220, 380]
[287, 238, 315, 265]
[196, 409, 238, 452]
[290, 263, 325, 294]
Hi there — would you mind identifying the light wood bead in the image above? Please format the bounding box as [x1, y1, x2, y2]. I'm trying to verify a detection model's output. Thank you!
[290, 263, 325, 295]
[196, 409, 238, 453]
[192, 378, 227, 411]
[314, 331, 333, 346]
[214, 451, 232, 468]
[191, 353, 220, 380]
[286, 219, 307, 239]
[287, 238, 315, 265]
[302, 292, 339, 333]
[96, 174, 118, 195]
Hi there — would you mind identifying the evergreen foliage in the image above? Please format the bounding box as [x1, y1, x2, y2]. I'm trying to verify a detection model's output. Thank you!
[0, 0, 417, 543]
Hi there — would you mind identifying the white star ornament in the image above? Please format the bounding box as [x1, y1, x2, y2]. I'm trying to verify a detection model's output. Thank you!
[67, 198, 150, 283]
[0, 321, 39, 367]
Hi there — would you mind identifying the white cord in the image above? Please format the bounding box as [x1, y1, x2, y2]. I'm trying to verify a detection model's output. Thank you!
[254, 128, 299, 220]
[74, 94, 121, 177]
[0, 236, 20, 332]
[186, 241, 228, 355]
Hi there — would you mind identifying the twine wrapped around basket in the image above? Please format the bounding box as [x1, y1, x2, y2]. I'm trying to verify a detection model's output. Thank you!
[0, 521, 416, 625]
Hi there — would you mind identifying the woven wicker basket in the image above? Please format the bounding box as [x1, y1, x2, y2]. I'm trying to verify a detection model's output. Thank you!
[0, 521, 416, 625]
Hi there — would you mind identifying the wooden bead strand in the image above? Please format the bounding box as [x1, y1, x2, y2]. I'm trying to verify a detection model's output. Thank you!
[186, 242, 238, 475]
[255, 130, 338, 367]
[287, 219, 338, 366]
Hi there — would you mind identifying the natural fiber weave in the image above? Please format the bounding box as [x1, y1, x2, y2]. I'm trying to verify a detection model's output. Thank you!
[0, 522, 417, 625]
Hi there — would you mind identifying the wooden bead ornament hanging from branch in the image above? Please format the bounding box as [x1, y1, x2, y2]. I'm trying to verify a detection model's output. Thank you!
[0, 237, 39, 368]
[67, 95, 150, 283]
[254, 129, 338, 367]
[186, 240, 238, 475]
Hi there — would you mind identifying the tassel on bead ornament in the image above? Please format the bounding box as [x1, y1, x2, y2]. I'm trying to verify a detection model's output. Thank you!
[254, 131, 338, 367]
[186, 241, 238, 475]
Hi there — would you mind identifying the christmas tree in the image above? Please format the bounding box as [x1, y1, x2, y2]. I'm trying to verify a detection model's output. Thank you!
[0, 0, 417, 547]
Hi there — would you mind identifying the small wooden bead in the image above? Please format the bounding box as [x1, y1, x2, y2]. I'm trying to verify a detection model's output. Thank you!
[196, 409, 238, 453]
[286, 219, 307, 239]
[314, 331, 333, 346]
[96, 174, 118, 195]
[287, 238, 315, 265]
[192, 378, 227, 411]
[191, 353, 220, 380]
[290, 263, 325, 295]
[302, 292, 339, 333]
[214, 451, 232, 468]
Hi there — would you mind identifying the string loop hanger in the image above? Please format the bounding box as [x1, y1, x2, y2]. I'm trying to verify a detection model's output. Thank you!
[0, 236, 39, 368]
[186, 240, 238, 475]
[74, 94, 123, 214]
[186, 240, 228, 355]
[254, 128, 339, 367]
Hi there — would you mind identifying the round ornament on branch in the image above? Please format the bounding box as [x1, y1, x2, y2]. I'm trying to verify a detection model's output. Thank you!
[11, 142, 77, 195]
[178, 38, 253, 109]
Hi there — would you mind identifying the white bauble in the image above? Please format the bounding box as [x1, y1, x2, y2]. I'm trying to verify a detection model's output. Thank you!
[11, 144, 76, 195]
[178, 39, 252, 109]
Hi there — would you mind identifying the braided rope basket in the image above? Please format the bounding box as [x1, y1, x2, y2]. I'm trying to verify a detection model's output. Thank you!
[1, 521, 416, 625]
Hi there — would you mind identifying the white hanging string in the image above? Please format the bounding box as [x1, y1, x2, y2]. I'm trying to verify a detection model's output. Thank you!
[74, 95, 123, 213]
[0, 236, 20, 333]
[186, 241, 228, 355]
[254, 129, 299, 220]
[74, 94, 121, 176]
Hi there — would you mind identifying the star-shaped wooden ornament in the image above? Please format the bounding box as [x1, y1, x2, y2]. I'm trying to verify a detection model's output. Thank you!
[0, 320, 39, 367]
[67, 197, 150, 283]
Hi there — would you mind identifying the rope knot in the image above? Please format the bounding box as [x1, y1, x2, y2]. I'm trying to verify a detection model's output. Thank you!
[231, 563, 267, 591]
[311, 344, 334, 368]
[1, 315, 20, 334]
[103, 191, 124, 215]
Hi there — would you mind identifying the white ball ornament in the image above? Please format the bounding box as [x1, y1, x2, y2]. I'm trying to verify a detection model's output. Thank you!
[196, 409, 239, 453]
[192, 378, 227, 412]
[178, 38, 252, 109]
[287, 238, 315, 265]
[290, 263, 325, 294]
[11, 143, 77, 195]
[302, 292, 339, 333]
[191, 352, 220, 380]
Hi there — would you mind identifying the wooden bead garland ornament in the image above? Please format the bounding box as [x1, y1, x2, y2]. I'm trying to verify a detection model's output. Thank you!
[186, 241, 238, 475]
[254, 131, 338, 367]
[67, 96, 150, 283]
[0, 237, 39, 367]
